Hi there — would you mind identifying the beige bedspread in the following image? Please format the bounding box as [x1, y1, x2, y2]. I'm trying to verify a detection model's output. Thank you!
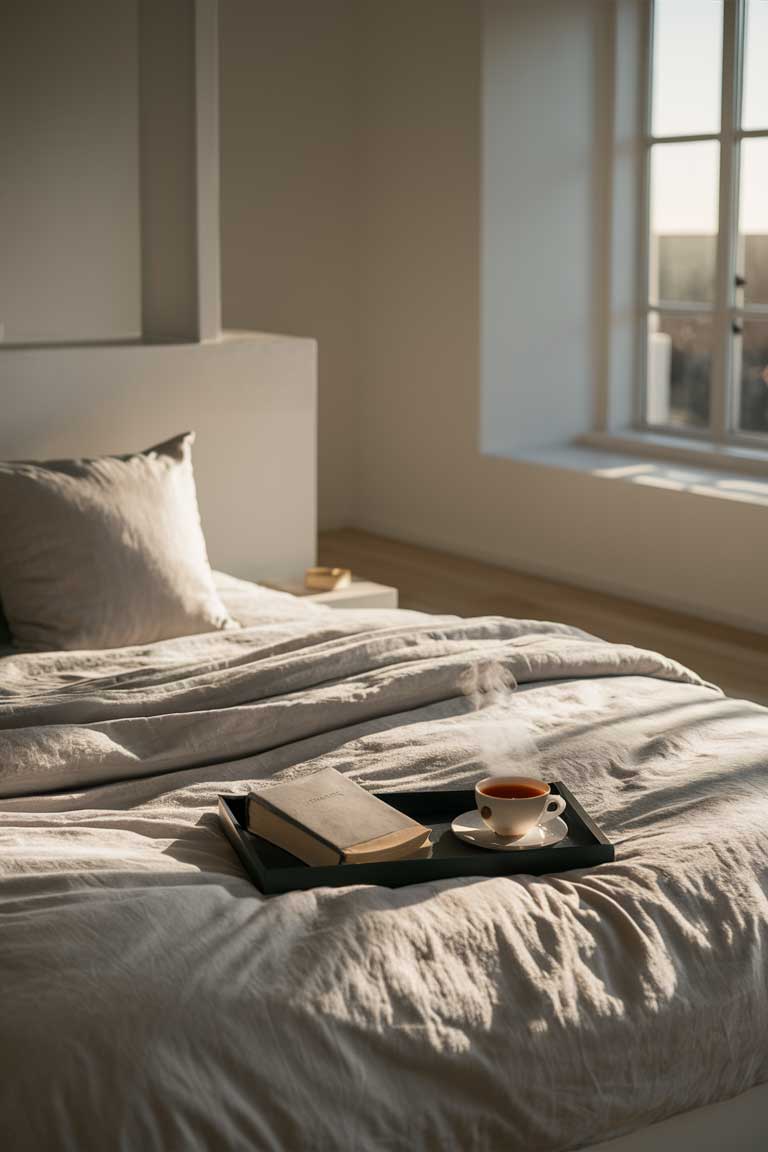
[0, 588, 766, 1151]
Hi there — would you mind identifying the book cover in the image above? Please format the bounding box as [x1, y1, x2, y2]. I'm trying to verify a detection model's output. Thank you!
[247, 768, 431, 866]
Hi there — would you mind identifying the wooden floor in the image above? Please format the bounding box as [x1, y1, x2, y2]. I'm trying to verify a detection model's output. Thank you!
[319, 528, 768, 708]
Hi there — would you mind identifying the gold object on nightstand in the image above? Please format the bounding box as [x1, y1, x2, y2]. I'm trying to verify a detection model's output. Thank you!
[304, 566, 352, 592]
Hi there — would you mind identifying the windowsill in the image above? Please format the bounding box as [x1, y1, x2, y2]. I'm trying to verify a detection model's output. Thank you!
[577, 429, 768, 478]
[505, 437, 768, 509]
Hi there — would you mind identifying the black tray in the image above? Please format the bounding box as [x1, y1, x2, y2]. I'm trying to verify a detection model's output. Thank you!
[218, 783, 614, 895]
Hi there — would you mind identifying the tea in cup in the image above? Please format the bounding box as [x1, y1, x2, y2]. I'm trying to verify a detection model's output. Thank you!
[475, 775, 566, 839]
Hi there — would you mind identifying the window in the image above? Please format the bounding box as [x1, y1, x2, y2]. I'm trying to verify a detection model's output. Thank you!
[642, 0, 768, 443]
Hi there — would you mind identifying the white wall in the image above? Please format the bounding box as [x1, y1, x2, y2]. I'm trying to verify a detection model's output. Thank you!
[356, 0, 483, 537]
[482, 0, 597, 453]
[220, 0, 361, 530]
[0, 0, 141, 343]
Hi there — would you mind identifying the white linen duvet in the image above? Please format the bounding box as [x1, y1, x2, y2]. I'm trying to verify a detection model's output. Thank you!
[1, 578, 767, 1152]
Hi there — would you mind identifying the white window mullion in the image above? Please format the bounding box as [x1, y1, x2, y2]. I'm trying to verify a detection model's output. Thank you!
[636, 0, 653, 428]
[711, 0, 742, 442]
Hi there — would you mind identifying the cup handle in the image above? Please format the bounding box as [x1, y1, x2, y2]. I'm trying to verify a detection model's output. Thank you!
[542, 794, 567, 823]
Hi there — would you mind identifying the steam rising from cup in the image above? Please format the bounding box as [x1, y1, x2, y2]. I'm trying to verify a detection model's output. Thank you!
[461, 658, 541, 778]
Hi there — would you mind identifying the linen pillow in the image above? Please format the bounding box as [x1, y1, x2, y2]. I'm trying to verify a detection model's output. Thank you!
[0, 432, 237, 651]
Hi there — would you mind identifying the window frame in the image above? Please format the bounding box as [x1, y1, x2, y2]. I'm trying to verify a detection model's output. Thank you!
[637, 0, 768, 448]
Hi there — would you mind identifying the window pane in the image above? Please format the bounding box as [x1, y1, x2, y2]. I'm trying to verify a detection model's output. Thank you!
[743, 0, 768, 130]
[647, 312, 712, 428]
[649, 142, 719, 305]
[737, 139, 768, 308]
[652, 0, 723, 137]
[737, 320, 768, 434]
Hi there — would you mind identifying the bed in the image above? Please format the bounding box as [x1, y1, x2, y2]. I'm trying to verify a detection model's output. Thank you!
[2, 570, 768, 1152]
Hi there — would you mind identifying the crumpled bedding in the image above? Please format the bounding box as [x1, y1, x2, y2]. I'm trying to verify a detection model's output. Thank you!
[0, 584, 767, 1152]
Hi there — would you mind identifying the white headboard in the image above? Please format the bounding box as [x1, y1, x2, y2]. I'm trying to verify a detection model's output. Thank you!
[0, 332, 317, 581]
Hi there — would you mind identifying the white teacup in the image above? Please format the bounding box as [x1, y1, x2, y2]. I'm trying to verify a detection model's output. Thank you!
[475, 775, 566, 839]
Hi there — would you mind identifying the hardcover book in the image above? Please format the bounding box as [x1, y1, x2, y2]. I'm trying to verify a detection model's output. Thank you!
[246, 768, 431, 866]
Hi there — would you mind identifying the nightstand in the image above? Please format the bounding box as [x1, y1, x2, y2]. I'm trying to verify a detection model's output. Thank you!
[263, 578, 399, 610]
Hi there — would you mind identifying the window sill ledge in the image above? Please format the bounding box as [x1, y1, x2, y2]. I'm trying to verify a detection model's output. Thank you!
[577, 430, 768, 478]
[506, 436, 768, 509]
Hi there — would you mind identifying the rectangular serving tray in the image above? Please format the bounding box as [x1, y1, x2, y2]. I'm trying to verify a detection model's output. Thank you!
[218, 783, 614, 895]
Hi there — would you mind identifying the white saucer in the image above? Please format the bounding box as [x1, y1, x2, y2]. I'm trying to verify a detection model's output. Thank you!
[451, 810, 568, 852]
